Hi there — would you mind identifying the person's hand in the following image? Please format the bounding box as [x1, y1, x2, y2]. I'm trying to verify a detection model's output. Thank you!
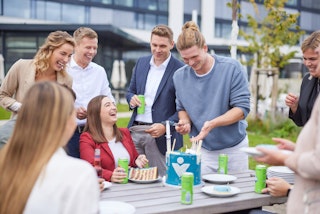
[285, 93, 299, 113]
[272, 138, 296, 151]
[98, 178, 105, 192]
[145, 123, 165, 138]
[135, 154, 149, 168]
[254, 148, 289, 166]
[76, 106, 87, 120]
[111, 167, 127, 183]
[262, 177, 292, 197]
[129, 95, 141, 108]
[192, 120, 214, 142]
[175, 120, 191, 135]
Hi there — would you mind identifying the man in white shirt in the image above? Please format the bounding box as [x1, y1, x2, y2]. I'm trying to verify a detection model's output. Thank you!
[67, 27, 115, 158]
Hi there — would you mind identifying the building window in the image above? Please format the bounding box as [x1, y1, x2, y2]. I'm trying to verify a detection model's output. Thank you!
[215, 22, 232, 39]
[301, 0, 320, 9]
[4, 0, 30, 19]
[113, 10, 136, 28]
[114, 0, 133, 7]
[62, 3, 85, 23]
[45, 1, 61, 22]
[184, 0, 200, 14]
[158, 0, 168, 11]
[90, 0, 112, 4]
[300, 11, 320, 31]
[137, 0, 157, 11]
[286, 0, 297, 6]
[90, 7, 113, 24]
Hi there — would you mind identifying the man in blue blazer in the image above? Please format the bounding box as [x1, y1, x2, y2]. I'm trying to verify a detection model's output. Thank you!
[126, 25, 184, 176]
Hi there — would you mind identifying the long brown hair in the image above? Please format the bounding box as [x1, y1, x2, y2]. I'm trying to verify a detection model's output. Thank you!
[34, 31, 75, 77]
[0, 82, 75, 214]
[176, 21, 206, 51]
[84, 95, 122, 143]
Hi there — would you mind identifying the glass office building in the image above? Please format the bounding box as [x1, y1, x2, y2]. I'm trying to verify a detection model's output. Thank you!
[0, 0, 319, 82]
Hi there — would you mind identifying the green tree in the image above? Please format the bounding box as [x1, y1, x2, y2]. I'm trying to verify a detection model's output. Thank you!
[239, 0, 305, 69]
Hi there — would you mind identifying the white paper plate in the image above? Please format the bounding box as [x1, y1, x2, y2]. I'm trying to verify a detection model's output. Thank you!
[201, 185, 241, 197]
[202, 174, 237, 184]
[99, 201, 136, 214]
[240, 145, 291, 157]
[129, 176, 162, 184]
[268, 166, 294, 174]
[103, 181, 112, 190]
[239, 147, 264, 157]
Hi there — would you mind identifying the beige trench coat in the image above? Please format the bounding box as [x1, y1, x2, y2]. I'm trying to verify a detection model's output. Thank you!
[0, 59, 73, 118]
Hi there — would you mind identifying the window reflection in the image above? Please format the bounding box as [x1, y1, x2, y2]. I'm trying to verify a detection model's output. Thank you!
[115, 0, 133, 7]
[137, 0, 157, 10]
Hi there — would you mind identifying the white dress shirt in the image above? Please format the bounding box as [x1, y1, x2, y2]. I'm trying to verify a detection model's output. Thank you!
[68, 56, 115, 126]
[135, 54, 170, 123]
[24, 148, 100, 214]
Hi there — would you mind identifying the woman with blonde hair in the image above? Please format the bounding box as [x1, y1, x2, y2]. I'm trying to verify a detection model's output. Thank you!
[80, 95, 148, 183]
[0, 30, 75, 145]
[0, 81, 100, 214]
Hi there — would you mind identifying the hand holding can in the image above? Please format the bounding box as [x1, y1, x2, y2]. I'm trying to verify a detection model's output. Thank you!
[255, 164, 267, 193]
[137, 95, 145, 114]
[118, 158, 129, 184]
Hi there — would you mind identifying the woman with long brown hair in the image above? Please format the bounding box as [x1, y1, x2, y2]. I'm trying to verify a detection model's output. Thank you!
[80, 95, 148, 183]
[0, 81, 100, 214]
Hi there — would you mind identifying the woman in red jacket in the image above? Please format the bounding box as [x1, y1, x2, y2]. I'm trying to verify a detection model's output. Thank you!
[80, 95, 148, 183]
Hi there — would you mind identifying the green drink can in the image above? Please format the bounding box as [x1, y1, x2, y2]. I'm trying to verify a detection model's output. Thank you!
[137, 95, 145, 114]
[217, 154, 228, 174]
[255, 164, 267, 193]
[118, 158, 129, 184]
[181, 172, 194, 205]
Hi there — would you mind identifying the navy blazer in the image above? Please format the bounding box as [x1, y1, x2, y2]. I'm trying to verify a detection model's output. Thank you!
[289, 73, 319, 126]
[126, 55, 184, 155]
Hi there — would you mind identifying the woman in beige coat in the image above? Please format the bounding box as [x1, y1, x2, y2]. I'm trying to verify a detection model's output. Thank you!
[255, 95, 320, 213]
[0, 31, 74, 146]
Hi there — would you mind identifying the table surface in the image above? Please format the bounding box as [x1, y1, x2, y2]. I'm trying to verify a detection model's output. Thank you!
[100, 171, 287, 214]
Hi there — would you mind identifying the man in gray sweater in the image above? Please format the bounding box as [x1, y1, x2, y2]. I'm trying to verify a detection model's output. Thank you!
[173, 21, 251, 175]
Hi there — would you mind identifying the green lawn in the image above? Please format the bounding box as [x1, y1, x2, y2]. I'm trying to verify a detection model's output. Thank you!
[0, 107, 11, 120]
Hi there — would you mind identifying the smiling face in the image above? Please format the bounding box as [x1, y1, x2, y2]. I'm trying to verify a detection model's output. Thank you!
[100, 97, 117, 125]
[179, 45, 209, 74]
[49, 43, 74, 72]
[150, 34, 174, 66]
[74, 36, 98, 68]
[303, 48, 320, 77]
[315, 45, 320, 77]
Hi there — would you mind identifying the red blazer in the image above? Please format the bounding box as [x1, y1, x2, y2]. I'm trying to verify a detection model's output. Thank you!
[80, 128, 139, 181]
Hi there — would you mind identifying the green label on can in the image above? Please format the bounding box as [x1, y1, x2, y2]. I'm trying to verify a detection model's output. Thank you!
[181, 172, 194, 205]
[118, 158, 129, 184]
[218, 154, 228, 174]
[255, 164, 267, 193]
[137, 95, 145, 114]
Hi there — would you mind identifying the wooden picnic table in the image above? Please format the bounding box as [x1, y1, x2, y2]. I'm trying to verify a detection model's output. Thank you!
[100, 171, 287, 214]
